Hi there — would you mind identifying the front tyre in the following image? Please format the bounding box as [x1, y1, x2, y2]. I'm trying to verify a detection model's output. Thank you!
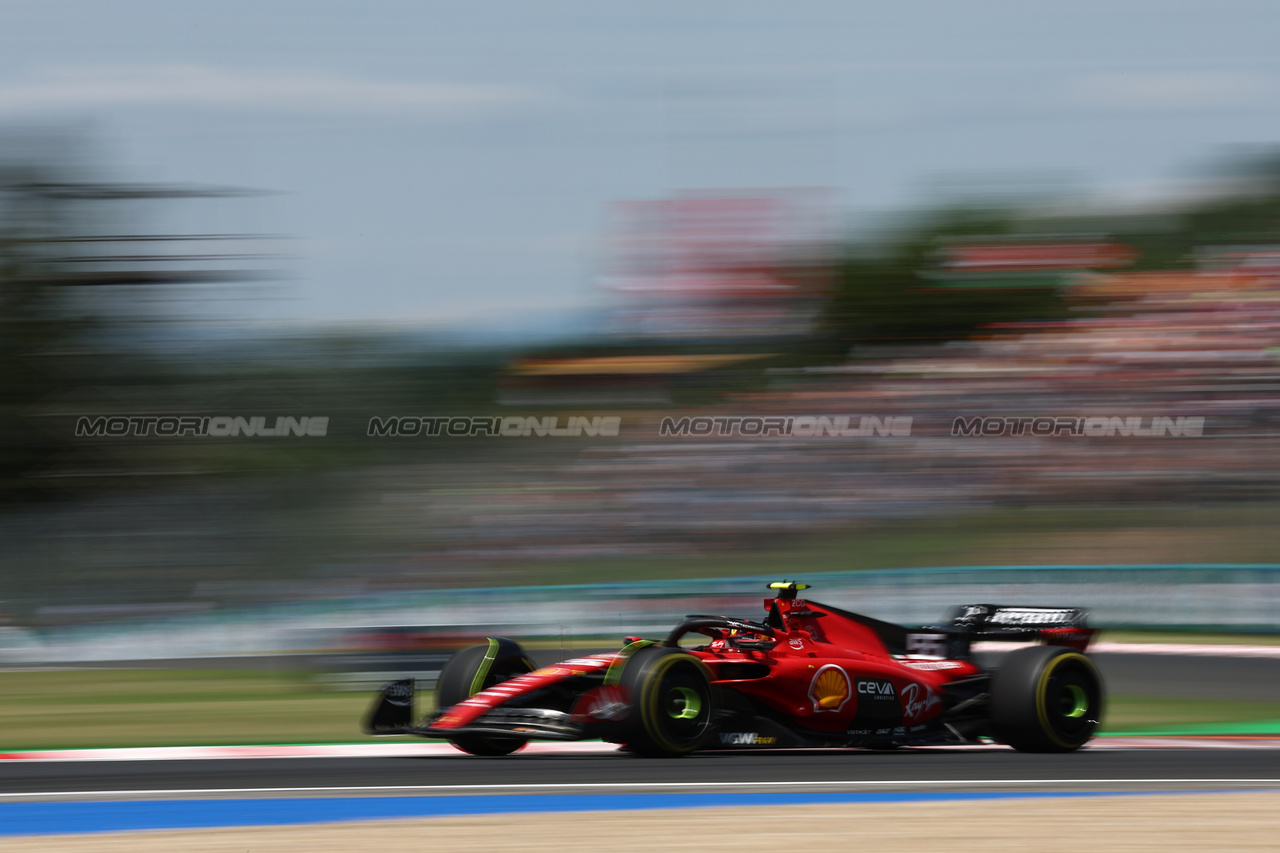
[990, 645, 1104, 752]
[436, 639, 534, 756]
[620, 647, 715, 757]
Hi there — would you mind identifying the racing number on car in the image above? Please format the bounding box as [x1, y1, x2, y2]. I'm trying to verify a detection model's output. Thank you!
[906, 633, 949, 659]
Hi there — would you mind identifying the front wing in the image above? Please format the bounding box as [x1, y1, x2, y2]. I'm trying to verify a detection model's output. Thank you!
[365, 679, 586, 740]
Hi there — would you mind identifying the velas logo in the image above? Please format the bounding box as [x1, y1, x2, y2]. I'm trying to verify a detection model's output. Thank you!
[383, 682, 413, 706]
[808, 664, 852, 713]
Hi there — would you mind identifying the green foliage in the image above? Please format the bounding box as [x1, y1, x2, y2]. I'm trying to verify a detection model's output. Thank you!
[0, 165, 102, 500]
[821, 206, 1071, 356]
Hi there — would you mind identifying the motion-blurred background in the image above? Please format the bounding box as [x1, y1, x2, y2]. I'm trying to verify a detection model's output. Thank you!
[2, 2, 1280, 747]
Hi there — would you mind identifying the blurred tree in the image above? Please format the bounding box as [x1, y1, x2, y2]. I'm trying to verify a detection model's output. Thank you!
[0, 144, 270, 502]
[822, 206, 1073, 358]
[0, 161, 99, 499]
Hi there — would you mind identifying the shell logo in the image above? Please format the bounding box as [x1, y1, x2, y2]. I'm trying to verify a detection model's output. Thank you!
[808, 664, 852, 713]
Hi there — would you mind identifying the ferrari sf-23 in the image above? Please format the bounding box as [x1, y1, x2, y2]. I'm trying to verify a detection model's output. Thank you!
[364, 581, 1104, 756]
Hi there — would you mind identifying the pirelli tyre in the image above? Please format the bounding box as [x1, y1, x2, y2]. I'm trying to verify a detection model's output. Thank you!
[436, 639, 535, 756]
[620, 647, 716, 757]
[990, 645, 1104, 752]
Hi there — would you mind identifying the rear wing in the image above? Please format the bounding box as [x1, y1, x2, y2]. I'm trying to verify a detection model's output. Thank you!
[909, 605, 1095, 658]
[944, 604, 1094, 649]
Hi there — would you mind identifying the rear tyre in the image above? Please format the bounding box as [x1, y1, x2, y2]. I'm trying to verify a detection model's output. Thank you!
[990, 645, 1104, 752]
[436, 640, 534, 756]
[620, 647, 715, 757]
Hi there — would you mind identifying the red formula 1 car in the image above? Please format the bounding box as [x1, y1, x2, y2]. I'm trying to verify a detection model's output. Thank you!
[364, 582, 1104, 756]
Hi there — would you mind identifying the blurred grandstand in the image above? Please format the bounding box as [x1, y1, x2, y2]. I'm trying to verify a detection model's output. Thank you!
[6, 151, 1280, 641]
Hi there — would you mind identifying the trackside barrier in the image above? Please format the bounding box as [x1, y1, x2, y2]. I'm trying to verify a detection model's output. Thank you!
[8, 565, 1280, 663]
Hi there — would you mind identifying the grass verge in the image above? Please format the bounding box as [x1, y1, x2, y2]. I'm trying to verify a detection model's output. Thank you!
[1101, 694, 1280, 736]
[0, 668, 428, 751]
[1, 668, 1278, 750]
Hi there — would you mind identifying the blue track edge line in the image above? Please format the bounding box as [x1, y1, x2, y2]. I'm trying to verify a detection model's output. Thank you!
[0, 790, 1263, 837]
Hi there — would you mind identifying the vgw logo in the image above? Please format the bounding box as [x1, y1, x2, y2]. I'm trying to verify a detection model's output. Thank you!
[718, 732, 777, 746]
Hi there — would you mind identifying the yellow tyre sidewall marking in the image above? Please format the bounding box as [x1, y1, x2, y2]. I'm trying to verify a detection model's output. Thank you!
[468, 638, 501, 697]
[641, 654, 705, 753]
[1034, 652, 1099, 749]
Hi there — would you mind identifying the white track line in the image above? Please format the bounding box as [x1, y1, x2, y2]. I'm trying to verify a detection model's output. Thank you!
[0, 742, 618, 762]
[1097, 737, 1280, 750]
[4, 737, 1278, 763]
[1089, 641, 1280, 658]
[967, 641, 1280, 658]
[3, 779, 1280, 800]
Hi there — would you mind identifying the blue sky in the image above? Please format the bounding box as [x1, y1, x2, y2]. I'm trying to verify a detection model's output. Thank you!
[4, 1, 1280, 331]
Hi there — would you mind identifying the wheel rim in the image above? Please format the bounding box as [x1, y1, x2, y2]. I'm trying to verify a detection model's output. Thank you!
[1061, 683, 1089, 719]
[645, 657, 712, 750]
[666, 686, 701, 720]
[1041, 656, 1101, 746]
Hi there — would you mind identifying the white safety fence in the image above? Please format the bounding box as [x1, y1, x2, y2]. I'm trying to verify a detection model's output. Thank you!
[7, 565, 1280, 664]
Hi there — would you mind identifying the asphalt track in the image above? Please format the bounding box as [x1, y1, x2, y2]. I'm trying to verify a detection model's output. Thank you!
[5, 745, 1280, 800]
[3, 648, 1277, 803]
[1091, 652, 1280, 702]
